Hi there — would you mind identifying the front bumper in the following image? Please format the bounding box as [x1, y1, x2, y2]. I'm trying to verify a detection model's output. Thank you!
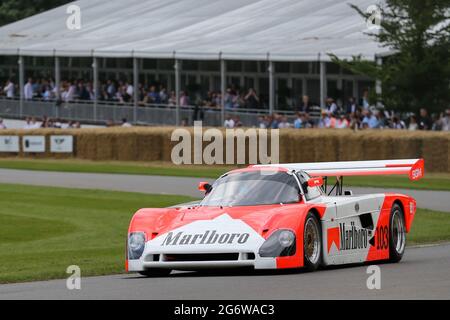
[128, 250, 277, 271]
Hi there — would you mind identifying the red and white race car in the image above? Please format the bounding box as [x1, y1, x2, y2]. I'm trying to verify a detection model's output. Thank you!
[126, 159, 424, 277]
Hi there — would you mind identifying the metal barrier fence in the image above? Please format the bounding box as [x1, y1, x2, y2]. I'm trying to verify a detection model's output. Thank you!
[0, 98, 302, 127]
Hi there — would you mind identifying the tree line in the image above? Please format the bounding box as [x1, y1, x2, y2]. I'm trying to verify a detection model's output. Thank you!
[0, 0, 72, 27]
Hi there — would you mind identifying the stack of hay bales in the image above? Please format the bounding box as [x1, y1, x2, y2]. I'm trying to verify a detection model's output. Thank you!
[0, 128, 449, 172]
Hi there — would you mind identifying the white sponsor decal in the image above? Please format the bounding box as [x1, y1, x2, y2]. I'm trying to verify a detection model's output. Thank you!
[0, 136, 19, 153]
[146, 214, 265, 253]
[51, 136, 73, 153]
[22, 136, 46, 153]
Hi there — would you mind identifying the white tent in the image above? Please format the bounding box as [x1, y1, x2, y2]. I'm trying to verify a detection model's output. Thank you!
[0, 0, 389, 61]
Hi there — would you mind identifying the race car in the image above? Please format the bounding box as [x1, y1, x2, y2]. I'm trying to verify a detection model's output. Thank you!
[126, 159, 424, 277]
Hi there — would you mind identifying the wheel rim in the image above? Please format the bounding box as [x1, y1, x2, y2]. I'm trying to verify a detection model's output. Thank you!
[392, 209, 406, 254]
[304, 217, 320, 264]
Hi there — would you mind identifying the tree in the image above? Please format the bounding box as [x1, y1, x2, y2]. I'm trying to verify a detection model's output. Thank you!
[0, 0, 72, 27]
[330, 0, 450, 114]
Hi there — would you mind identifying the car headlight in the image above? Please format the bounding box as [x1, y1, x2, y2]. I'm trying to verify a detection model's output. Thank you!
[259, 230, 296, 258]
[128, 232, 146, 260]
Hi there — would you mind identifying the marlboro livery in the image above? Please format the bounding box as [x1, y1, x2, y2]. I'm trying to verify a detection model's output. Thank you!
[127, 159, 424, 277]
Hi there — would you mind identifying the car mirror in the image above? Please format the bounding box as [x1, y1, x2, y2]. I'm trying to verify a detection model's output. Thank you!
[198, 182, 212, 193]
[344, 190, 353, 196]
[308, 177, 324, 188]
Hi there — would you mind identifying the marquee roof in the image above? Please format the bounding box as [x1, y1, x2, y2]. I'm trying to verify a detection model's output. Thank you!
[0, 0, 389, 61]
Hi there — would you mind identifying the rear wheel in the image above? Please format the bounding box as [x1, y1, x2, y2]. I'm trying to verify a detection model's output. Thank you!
[303, 212, 322, 271]
[389, 203, 406, 263]
[139, 269, 172, 277]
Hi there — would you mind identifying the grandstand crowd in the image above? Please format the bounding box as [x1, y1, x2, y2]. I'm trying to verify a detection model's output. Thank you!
[1, 77, 449, 131]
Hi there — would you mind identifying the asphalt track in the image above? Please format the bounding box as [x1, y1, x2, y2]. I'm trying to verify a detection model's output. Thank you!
[1, 168, 450, 300]
[0, 243, 449, 300]
[1, 169, 450, 212]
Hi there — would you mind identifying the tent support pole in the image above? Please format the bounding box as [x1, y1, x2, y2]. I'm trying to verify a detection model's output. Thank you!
[220, 59, 226, 126]
[55, 56, 61, 100]
[353, 79, 358, 101]
[268, 61, 274, 115]
[92, 57, 98, 122]
[174, 59, 181, 126]
[320, 61, 327, 108]
[55, 56, 61, 118]
[18, 56, 24, 118]
[376, 55, 383, 107]
[133, 57, 139, 124]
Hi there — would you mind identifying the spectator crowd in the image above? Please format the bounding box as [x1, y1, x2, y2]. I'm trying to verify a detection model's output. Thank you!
[1, 77, 449, 132]
[0, 77, 264, 110]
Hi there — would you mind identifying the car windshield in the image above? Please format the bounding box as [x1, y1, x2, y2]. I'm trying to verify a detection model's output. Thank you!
[200, 171, 300, 207]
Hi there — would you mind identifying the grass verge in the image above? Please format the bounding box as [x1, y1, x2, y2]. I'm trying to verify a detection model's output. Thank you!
[0, 183, 194, 284]
[408, 209, 450, 245]
[1, 158, 450, 191]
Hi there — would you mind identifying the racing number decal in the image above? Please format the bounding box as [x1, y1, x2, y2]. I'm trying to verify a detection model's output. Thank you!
[375, 226, 389, 250]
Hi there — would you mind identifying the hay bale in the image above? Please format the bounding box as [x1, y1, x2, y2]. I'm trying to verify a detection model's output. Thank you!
[289, 130, 316, 163]
[95, 132, 117, 161]
[116, 131, 138, 161]
[337, 131, 364, 161]
[76, 130, 98, 160]
[393, 133, 423, 160]
[422, 133, 449, 172]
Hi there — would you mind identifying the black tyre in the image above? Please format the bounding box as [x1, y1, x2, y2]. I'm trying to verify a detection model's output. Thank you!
[303, 212, 322, 271]
[139, 269, 172, 277]
[389, 203, 406, 263]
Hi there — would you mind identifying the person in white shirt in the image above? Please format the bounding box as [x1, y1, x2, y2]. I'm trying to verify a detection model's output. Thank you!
[224, 116, 235, 129]
[326, 98, 338, 115]
[408, 115, 419, 131]
[127, 84, 134, 96]
[65, 82, 76, 102]
[440, 110, 450, 131]
[29, 117, 40, 129]
[23, 117, 32, 130]
[24, 78, 34, 100]
[122, 118, 132, 127]
[3, 80, 15, 98]
[0, 118, 6, 130]
[278, 116, 292, 129]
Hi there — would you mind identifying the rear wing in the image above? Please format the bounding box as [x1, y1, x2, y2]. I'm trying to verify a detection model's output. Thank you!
[257, 159, 425, 181]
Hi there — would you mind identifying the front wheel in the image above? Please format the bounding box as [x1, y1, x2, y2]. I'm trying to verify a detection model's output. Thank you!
[389, 203, 406, 263]
[139, 269, 172, 277]
[303, 212, 322, 271]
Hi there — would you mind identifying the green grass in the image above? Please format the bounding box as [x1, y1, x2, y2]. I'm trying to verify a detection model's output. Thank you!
[0, 183, 194, 284]
[0, 159, 229, 179]
[408, 209, 450, 245]
[0, 182, 450, 283]
[1, 158, 450, 191]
